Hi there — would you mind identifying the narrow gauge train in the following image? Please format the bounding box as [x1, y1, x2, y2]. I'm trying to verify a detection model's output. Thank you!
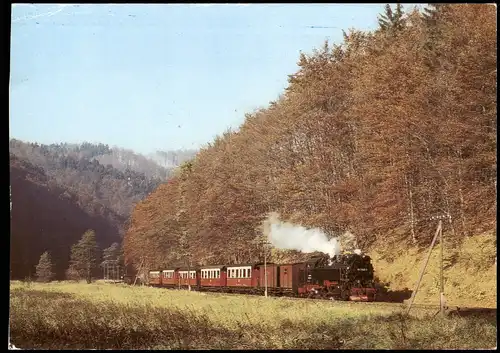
[148, 252, 377, 301]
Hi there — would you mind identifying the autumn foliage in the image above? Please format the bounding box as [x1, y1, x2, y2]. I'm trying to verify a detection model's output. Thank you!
[124, 5, 496, 271]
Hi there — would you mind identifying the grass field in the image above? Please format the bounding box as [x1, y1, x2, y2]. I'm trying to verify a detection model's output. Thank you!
[9, 281, 497, 350]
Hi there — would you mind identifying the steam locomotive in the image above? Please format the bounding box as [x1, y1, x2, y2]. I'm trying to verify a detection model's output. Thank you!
[145, 252, 377, 301]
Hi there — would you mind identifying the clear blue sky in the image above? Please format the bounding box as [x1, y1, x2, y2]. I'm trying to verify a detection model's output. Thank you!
[10, 4, 421, 155]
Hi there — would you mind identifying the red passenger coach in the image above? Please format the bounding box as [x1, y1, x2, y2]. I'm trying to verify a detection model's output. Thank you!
[226, 264, 259, 290]
[161, 269, 179, 287]
[200, 265, 227, 289]
[177, 269, 197, 288]
[149, 271, 161, 286]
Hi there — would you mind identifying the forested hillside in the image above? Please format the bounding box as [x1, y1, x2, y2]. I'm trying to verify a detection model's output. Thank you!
[124, 4, 496, 277]
[9, 140, 195, 279]
[9, 139, 168, 218]
[10, 154, 122, 279]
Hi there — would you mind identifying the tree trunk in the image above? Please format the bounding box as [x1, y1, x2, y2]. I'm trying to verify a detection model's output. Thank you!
[456, 150, 467, 234]
[404, 174, 416, 243]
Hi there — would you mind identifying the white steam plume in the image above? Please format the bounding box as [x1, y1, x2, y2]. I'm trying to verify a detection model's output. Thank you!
[263, 212, 341, 258]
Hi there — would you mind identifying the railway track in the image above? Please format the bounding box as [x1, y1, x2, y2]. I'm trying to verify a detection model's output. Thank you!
[146, 285, 497, 315]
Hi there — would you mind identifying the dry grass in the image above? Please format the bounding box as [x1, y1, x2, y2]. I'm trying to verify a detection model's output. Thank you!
[370, 231, 497, 308]
[9, 281, 497, 350]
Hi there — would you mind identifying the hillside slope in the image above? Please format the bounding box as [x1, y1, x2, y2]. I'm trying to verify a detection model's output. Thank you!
[123, 5, 496, 307]
[10, 155, 123, 279]
[370, 231, 497, 308]
[9, 139, 164, 219]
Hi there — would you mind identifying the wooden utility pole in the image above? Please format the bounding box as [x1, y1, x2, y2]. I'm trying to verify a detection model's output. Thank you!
[406, 220, 442, 315]
[264, 241, 268, 298]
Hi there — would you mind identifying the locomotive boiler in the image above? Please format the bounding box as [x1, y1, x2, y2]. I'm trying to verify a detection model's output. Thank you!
[301, 252, 376, 301]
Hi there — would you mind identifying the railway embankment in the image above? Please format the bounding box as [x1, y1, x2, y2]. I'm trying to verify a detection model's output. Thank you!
[369, 231, 496, 308]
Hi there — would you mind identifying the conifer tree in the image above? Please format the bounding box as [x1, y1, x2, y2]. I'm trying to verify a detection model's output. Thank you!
[67, 229, 99, 283]
[378, 4, 406, 33]
[36, 251, 55, 282]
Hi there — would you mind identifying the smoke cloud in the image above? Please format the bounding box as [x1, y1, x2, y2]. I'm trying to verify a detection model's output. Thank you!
[263, 212, 341, 258]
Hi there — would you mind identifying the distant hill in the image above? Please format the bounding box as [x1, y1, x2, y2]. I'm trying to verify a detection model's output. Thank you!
[10, 154, 123, 279]
[148, 149, 198, 170]
[9, 139, 197, 279]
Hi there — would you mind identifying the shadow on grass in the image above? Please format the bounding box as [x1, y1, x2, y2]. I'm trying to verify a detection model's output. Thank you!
[373, 280, 413, 303]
